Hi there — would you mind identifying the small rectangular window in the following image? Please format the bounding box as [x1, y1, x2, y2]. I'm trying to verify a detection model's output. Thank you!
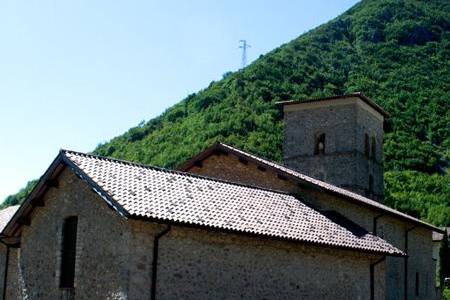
[364, 134, 370, 157]
[371, 136, 376, 160]
[60, 216, 78, 288]
[415, 272, 419, 296]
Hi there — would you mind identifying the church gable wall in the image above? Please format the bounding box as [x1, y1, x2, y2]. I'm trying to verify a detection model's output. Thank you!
[5, 169, 134, 299]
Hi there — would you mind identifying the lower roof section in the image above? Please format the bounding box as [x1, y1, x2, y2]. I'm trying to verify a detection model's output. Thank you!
[178, 142, 442, 234]
[0, 205, 19, 233]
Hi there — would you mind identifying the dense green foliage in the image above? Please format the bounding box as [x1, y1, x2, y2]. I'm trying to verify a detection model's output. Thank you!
[3, 0, 450, 225]
[445, 289, 450, 300]
[385, 171, 450, 225]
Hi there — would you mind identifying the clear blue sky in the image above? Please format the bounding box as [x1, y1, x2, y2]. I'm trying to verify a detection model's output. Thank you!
[0, 0, 359, 202]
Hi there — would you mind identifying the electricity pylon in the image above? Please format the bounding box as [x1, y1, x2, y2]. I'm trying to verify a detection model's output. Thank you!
[239, 40, 251, 68]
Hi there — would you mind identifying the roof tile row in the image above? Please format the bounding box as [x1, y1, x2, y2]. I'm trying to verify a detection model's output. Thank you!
[212, 143, 440, 232]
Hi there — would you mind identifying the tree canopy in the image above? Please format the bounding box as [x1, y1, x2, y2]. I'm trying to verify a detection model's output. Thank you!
[3, 0, 449, 226]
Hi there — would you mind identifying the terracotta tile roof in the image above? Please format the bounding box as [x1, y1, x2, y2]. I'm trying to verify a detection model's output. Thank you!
[61, 150, 404, 256]
[0, 205, 19, 233]
[180, 143, 441, 233]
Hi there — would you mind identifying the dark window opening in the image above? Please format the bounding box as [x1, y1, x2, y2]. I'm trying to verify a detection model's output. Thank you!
[368, 175, 374, 194]
[60, 216, 78, 288]
[415, 272, 419, 296]
[371, 136, 376, 160]
[314, 133, 325, 155]
[364, 134, 370, 157]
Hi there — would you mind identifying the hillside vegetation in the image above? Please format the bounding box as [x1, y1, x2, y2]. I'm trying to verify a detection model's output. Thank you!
[3, 0, 450, 226]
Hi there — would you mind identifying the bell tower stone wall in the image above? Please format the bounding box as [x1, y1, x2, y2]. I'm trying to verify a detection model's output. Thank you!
[281, 95, 385, 202]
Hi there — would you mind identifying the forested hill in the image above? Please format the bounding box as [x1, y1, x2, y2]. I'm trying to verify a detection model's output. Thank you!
[3, 0, 450, 226]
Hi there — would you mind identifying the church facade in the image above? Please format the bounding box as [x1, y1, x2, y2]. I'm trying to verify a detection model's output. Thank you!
[0, 93, 442, 299]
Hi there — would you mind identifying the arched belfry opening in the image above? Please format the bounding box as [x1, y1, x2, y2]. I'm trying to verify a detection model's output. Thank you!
[314, 133, 326, 155]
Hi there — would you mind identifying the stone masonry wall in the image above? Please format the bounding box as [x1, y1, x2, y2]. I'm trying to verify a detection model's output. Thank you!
[283, 103, 359, 189]
[284, 103, 357, 158]
[0, 244, 6, 298]
[187, 153, 296, 192]
[5, 168, 145, 300]
[155, 225, 383, 300]
[127, 220, 165, 300]
[355, 103, 384, 198]
[283, 99, 384, 201]
[186, 152, 437, 300]
[406, 226, 437, 299]
[5, 248, 20, 299]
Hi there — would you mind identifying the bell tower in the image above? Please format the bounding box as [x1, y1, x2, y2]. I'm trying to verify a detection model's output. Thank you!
[279, 93, 388, 202]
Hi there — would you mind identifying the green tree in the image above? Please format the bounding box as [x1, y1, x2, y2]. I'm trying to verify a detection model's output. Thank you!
[2, 0, 450, 228]
[0, 179, 38, 209]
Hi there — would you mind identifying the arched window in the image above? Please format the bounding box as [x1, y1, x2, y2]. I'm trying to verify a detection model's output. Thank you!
[364, 134, 370, 157]
[60, 216, 78, 288]
[314, 133, 325, 155]
[371, 136, 376, 160]
[368, 175, 374, 194]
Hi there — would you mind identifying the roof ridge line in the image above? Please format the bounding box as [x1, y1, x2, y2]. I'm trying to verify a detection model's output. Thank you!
[275, 92, 389, 117]
[61, 149, 293, 196]
[275, 92, 362, 104]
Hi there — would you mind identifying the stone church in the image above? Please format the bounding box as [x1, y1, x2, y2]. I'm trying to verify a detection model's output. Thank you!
[0, 93, 443, 299]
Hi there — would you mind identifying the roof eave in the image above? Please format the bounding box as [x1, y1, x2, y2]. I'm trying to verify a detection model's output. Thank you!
[2, 151, 65, 237]
[177, 142, 222, 171]
[128, 214, 406, 257]
[2, 150, 131, 238]
[276, 92, 390, 118]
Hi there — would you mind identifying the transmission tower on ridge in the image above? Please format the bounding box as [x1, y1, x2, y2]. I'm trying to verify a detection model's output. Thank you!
[239, 40, 251, 68]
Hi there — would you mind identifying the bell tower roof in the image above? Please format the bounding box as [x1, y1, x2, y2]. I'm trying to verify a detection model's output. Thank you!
[277, 92, 389, 119]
